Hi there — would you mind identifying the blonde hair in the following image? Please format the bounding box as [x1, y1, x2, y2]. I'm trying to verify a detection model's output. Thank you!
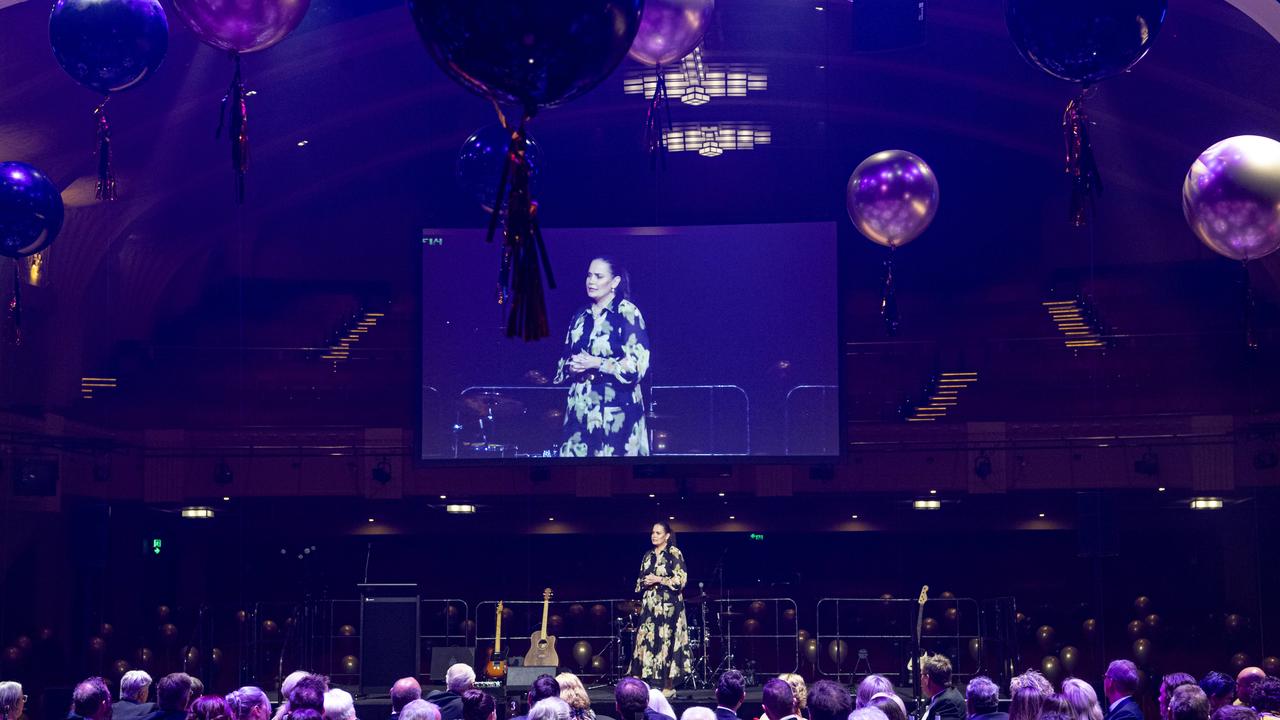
[1062, 679, 1103, 720]
[556, 674, 590, 712]
[780, 674, 809, 711]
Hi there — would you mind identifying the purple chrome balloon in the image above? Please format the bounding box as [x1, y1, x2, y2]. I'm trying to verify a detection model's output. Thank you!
[1183, 135, 1280, 262]
[628, 0, 715, 67]
[846, 150, 939, 249]
[171, 0, 310, 54]
[0, 162, 65, 259]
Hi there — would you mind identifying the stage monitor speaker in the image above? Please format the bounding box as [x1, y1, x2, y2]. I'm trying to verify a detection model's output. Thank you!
[851, 0, 927, 52]
[506, 666, 558, 693]
[429, 646, 476, 682]
[13, 457, 58, 496]
[359, 584, 420, 696]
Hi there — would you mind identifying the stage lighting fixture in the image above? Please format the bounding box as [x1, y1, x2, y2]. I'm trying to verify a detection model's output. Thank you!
[445, 504, 476, 514]
[181, 506, 214, 519]
[912, 499, 941, 510]
[1133, 451, 1159, 476]
[371, 458, 392, 485]
[973, 453, 992, 479]
[1189, 497, 1224, 510]
[214, 461, 234, 485]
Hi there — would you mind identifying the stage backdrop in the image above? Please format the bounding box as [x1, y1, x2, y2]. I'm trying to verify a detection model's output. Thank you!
[420, 222, 838, 459]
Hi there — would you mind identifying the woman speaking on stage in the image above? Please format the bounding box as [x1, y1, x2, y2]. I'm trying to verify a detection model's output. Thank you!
[554, 256, 651, 457]
[632, 521, 691, 696]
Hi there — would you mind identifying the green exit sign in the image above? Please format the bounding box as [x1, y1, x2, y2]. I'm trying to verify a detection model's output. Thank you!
[749, 533, 765, 541]
[151, 539, 162, 555]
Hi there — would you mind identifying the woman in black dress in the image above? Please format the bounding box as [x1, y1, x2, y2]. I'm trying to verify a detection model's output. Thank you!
[632, 521, 691, 696]
[554, 257, 651, 457]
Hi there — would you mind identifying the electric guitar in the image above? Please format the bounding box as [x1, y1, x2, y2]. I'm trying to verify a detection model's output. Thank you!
[913, 585, 929, 719]
[484, 601, 507, 679]
[524, 588, 559, 667]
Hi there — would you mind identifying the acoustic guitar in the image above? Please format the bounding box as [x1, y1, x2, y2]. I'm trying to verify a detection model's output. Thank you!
[484, 601, 507, 679]
[524, 588, 559, 667]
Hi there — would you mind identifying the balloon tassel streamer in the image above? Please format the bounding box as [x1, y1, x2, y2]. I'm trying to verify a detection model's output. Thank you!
[216, 52, 249, 203]
[1063, 92, 1102, 227]
[94, 99, 117, 201]
[882, 248, 900, 336]
[644, 65, 673, 169]
[7, 261, 21, 346]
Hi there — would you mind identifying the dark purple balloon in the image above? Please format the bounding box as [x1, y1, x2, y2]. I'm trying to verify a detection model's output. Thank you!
[50, 0, 169, 95]
[407, 0, 644, 111]
[628, 0, 715, 67]
[170, 0, 311, 54]
[456, 124, 544, 213]
[0, 163, 65, 259]
[1005, 0, 1167, 85]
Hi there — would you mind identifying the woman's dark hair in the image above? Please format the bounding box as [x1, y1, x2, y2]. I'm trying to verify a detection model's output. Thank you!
[653, 521, 676, 547]
[189, 696, 229, 720]
[869, 696, 907, 720]
[462, 689, 495, 720]
[288, 710, 323, 720]
[592, 256, 631, 302]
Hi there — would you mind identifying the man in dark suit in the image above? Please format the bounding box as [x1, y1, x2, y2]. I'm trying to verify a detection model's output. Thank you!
[920, 655, 965, 720]
[114, 672, 156, 720]
[1104, 660, 1145, 720]
[426, 665, 474, 720]
[144, 674, 193, 720]
[715, 671, 746, 720]
[965, 677, 1008, 720]
[762, 679, 801, 720]
[69, 678, 112, 720]
[617, 678, 669, 720]
[808, 681, 853, 720]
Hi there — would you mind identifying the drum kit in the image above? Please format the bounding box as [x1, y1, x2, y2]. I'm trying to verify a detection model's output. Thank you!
[615, 589, 751, 689]
[451, 391, 553, 458]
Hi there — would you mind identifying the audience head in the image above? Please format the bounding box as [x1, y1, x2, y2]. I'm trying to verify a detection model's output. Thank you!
[1213, 707, 1258, 720]
[647, 689, 675, 720]
[1162, 674, 1199, 720]
[848, 708, 889, 720]
[1237, 670, 1267, 708]
[225, 687, 271, 720]
[0, 682, 24, 720]
[1253, 678, 1280, 715]
[763, 678, 798, 720]
[615, 678, 649, 720]
[1061, 677, 1104, 720]
[868, 696, 906, 720]
[717, 671, 747, 710]
[1010, 671, 1053, 698]
[1105, 661, 1142, 702]
[323, 690, 356, 720]
[391, 679, 422, 713]
[121, 671, 153, 703]
[920, 655, 953, 696]
[966, 677, 1001, 717]
[290, 710, 325, 720]
[1043, 695, 1070, 716]
[1170, 686, 1210, 720]
[1201, 673, 1235, 712]
[156, 674, 193, 714]
[530, 698, 571, 720]
[808, 680, 852, 720]
[191, 696, 230, 720]
[779, 675, 809, 712]
[856, 677, 896, 711]
[189, 680, 206, 708]
[1010, 686, 1047, 720]
[289, 676, 330, 714]
[447, 665, 476, 694]
[529, 675, 562, 709]
[400, 701, 441, 720]
[462, 690, 496, 720]
[280, 673, 311, 706]
[73, 678, 112, 720]
[556, 673, 590, 713]
[681, 709, 716, 720]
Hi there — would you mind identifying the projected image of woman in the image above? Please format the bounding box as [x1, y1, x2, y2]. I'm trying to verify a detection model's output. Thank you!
[554, 256, 651, 456]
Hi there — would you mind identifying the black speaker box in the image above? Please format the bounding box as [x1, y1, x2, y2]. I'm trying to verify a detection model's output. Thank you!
[506, 665, 558, 693]
[360, 595, 419, 694]
[429, 646, 477, 682]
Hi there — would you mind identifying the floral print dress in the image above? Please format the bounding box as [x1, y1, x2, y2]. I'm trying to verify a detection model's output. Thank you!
[554, 297, 651, 457]
[632, 545, 692, 686]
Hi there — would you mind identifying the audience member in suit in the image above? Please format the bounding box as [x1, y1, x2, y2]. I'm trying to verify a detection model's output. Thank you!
[70, 678, 112, 720]
[1237, 671, 1267, 711]
[762, 679, 801, 720]
[616, 678, 653, 720]
[145, 674, 193, 720]
[1201, 674, 1236, 714]
[1104, 660, 1145, 720]
[463, 690, 496, 720]
[115, 672, 157, 720]
[511, 676, 563, 720]
[1062, 678, 1104, 720]
[427, 665, 475, 720]
[715, 671, 747, 720]
[391, 679, 423, 720]
[966, 677, 1008, 720]
[919, 655, 965, 720]
[807, 681, 851, 720]
[289, 676, 330, 714]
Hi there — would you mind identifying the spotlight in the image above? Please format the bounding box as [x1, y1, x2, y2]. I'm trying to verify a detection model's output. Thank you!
[445, 504, 476, 514]
[913, 499, 941, 510]
[1189, 497, 1224, 510]
[1133, 451, 1159, 477]
[371, 458, 392, 485]
[973, 453, 992, 479]
[181, 506, 215, 519]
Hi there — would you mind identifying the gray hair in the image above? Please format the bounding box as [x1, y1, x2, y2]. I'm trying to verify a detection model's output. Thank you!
[1106, 660, 1141, 695]
[323, 689, 356, 720]
[681, 709, 716, 720]
[445, 664, 476, 693]
[647, 689, 675, 720]
[857, 677, 896, 710]
[401, 701, 441, 720]
[121, 672, 153, 702]
[849, 708, 890, 720]
[1011, 671, 1053, 697]
[0, 682, 23, 719]
[967, 677, 1001, 714]
[225, 687, 271, 720]
[530, 698, 571, 720]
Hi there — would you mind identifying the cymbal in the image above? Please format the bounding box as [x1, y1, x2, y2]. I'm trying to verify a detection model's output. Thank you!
[459, 392, 526, 418]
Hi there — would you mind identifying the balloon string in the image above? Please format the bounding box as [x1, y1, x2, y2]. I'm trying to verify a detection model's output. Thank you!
[8, 261, 20, 346]
[1063, 91, 1102, 227]
[94, 97, 117, 201]
[882, 247, 900, 336]
[217, 52, 249, 203]
[1242, 260, 1257, 351]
